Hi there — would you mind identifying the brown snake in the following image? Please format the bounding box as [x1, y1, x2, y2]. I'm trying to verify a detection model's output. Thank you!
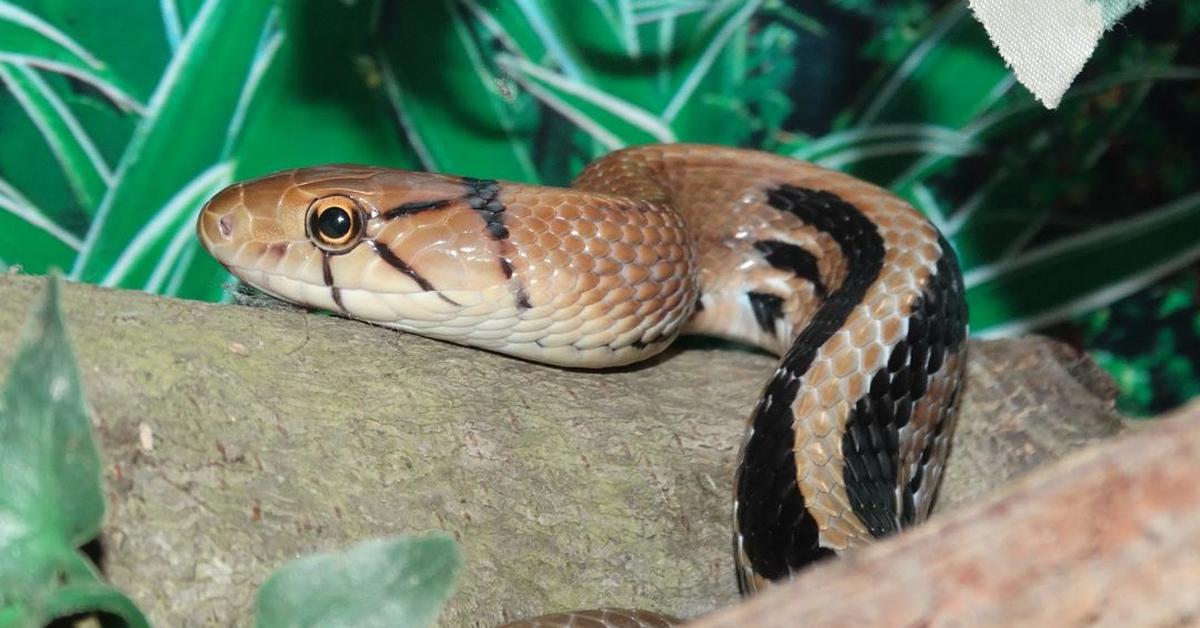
[196, 144, 968, 626]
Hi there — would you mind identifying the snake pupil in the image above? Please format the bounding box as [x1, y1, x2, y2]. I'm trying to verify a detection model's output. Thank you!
[317, 207, 352, 240]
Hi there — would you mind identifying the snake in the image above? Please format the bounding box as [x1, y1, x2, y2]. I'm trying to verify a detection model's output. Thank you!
[196, 144, 968, 627]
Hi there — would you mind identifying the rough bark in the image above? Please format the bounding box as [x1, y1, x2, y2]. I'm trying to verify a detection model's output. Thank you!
[0, 275, 1126, 627]
[687, 401, 1200, 628]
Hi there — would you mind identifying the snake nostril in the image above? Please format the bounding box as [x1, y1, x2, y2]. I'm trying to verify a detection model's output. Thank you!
[218, 214, 233, 238]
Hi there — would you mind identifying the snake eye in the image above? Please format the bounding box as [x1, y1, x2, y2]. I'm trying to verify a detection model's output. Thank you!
[306, 195, 363, 253]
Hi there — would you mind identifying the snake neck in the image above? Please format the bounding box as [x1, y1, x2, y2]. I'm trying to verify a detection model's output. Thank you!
[578, 144, 969, 590]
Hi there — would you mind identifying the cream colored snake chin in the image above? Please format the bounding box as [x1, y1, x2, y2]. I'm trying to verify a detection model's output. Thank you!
[196, 144, 968, 627]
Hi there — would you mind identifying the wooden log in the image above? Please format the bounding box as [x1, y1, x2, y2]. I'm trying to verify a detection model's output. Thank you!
[0, 275, 1127, 626]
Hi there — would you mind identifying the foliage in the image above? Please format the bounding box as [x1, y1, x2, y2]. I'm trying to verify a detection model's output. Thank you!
[0, 275, 148, 627]
[1, 0, 1197, 411]
[0, 0, 415, 302]
[255, 536, 462, 628]
[1071, 267, 1200, 417]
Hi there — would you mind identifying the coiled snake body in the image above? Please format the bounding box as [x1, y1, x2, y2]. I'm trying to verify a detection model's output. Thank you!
[197, 144, 967, 626]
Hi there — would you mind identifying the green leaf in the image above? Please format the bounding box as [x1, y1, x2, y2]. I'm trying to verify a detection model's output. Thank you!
[0, 276, 149, 627]
[0, 546, 150, 627]
[70, 0, 276, 286]
[495, 52, 675, 149]
[39, 577, 150, 628]
[891, 66, 1200, 201]
[0, 1, 144, 113]
[790, 123, 982, 170]
[0, 275, 102, 553]
[0, 61, 112, 213]
[0, 174, 82, 255]
[230, 3, 416, 176]
[851, 3, 1008, 128]
[255, 535, 462, 628]
[376, 0, 537, 179]
[659, 0, 763, 124]
[98, 160, 233, 289]
[967, 192, 1200, 336]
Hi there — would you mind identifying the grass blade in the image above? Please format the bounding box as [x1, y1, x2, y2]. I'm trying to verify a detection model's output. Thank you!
[814, 138, 981, 170]
[0, 1, 145, 113]
[791, 124, 977, 161]
[967, 192, 1200, 336]
[0, 62, 111, 212]
[0, 175, 82, 250]
[660, 0, 761, 122]
[159, 0, 184, 52]
[853, 3, 998, 127]
[496, 52, 676, 145]
[375, 0, 536, 179]
[513, 0, 585, 79]
[70, 0, 274, 285]
[100, 161, 232, 287]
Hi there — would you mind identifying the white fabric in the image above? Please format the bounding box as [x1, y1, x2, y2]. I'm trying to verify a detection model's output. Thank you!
[967, 0, 1148, 108]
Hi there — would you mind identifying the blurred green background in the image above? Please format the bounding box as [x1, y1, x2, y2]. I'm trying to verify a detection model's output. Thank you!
[1, 0, 1197, 416]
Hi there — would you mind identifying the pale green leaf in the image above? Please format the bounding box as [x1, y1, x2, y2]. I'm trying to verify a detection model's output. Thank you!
[255, 535, 462, 628]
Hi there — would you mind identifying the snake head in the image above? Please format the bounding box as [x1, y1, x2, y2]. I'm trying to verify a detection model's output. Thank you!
[198, 163, 697, 367]
[196, 165, 518, 320]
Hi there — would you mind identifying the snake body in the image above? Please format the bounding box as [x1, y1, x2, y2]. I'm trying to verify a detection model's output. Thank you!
[196, 144, 967, 624]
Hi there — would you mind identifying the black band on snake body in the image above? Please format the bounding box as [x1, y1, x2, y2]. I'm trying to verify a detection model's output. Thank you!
[753, 240, 828, 298]
[873, 234, 966, 527]
[463, 177, 510, 241]
[736, 184, 887, 586]
[747, 292, 786, 337]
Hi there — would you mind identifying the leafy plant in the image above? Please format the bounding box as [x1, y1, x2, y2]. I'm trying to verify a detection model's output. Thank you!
[2, 0, 1198, 411]
[1072, 268, 1200, 417]
[0, 0, 416, 301]
[0, 275, 148, 627]
[0, 276, 463, 626]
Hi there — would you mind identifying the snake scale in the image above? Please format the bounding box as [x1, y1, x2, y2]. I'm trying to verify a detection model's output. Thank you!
[196, 144, 968, 627]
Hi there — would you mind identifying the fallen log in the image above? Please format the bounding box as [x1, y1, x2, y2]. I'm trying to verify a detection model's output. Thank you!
[0, 274, 1126, 626]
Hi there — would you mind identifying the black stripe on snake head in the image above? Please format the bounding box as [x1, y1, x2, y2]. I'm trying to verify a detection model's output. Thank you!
[515, 287, 532, 310]
[753, 240, 827, 298]
[840, 234, 967, 531]
[382, 198, 455, 220]
[321, 252, 346, 313]
[498, 247, 532, 311]
[735, 185, 885, 586]
[366, 239, 460, 307]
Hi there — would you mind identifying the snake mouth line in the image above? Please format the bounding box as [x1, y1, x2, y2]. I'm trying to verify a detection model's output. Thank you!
[225, 265, 486, 301]
[224, 262, 496, 317]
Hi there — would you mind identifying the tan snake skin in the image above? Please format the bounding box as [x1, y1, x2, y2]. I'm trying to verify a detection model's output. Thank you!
[196, 144, 968, 625]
